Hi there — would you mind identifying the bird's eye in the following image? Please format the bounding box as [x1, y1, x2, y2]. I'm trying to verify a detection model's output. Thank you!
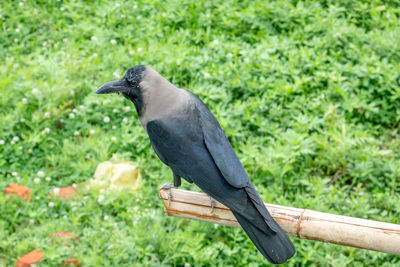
[124, 66, 145, 86]
[125, 77, 133, 85]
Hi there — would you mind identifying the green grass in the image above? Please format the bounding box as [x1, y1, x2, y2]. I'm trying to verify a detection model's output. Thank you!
[1, 0, 400, 266]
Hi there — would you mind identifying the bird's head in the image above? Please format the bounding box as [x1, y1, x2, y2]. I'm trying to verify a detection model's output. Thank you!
[97, 65, 175, 117]
[96, 65, 147, 114]
[96, 65, 145, 97]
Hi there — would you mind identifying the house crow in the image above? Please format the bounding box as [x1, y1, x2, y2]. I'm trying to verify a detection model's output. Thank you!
[96, 65, 295, 264]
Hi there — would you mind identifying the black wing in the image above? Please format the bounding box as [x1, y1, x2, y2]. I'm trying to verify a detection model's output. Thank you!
[193, 95, 279, 232]
[196, 99, 250, 188]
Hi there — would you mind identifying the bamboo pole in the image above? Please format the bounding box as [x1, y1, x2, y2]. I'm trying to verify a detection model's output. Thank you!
[159, 187, 400, 255]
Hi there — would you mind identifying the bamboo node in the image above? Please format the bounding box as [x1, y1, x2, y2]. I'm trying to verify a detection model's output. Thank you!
[296, 209, 306, 238]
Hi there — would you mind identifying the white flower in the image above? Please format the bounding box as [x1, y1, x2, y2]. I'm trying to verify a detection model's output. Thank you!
[98, 195, 104, 202]
[93, 53, 98, 57]
[112, 126, 116, 129]
[44, 112, 50, 118]
[35, 196, 40, 200]
[63, 38, 68, 43]
[123, 106, 131, 112]
[213, 39, 219, 45]
[32, 88, 39, 94]
[0, 140, 5, 145]
[29, 219, 34, 225]
[110, 39, 117, 45]
[122, 117, 128, 124]
[19, 2, 24, 7]
[89, 129, 95, 134]
[203, 72, 211, 78]
[53, 187, 60, 195]
[104, 215, 109, 220]
[60, 7, 65, 11]
[12, 172, 18, 177]
[20, 118, 25, 122]
[227, 53, 233, 58]
[45, 176, 51, 182]
[22, 98, 27, 104]
[34, 178, 40, 184]
[37, 170, 45, 177]
[85, 153, 91, 159]
[69, 113, 75, 119]
[133, 4, 138, 9]
[79, 105, 85, 110]
[74, 131, 80, 136]
[72, 183, 77, 188]
[113, 71, 120, 79]
[91, 36, 98, 42]
[103, 116, 110, 123]
[63, 215, 67, 219]
[12, 136, 20, 142]
[111, 136, 117, 142]
[14, 38, 18, 43]
[48, 202, 55, 207]
[72, 108, 78, 113]
[43, 127, 50, 134]
[184, 263, 191, 267]
[115, 3, 120, 7]
[15, 28, 20, 33]
[18, 146, 23, 150]
[113, 108, 118, 113]
[33, 9, 38, 15]
[137, 47, 142, 52]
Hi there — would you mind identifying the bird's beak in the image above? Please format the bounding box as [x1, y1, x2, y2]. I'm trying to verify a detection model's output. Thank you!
[96, 79, 130, 94]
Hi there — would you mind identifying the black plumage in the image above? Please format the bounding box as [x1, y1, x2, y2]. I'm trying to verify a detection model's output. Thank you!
[97, 65, 295, 264]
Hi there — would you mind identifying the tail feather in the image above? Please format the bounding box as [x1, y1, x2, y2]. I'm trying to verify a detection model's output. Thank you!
[232, 209, 295, 264]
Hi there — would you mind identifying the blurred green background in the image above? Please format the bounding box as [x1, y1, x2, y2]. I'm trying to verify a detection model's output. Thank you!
[1, 0, 400, 266]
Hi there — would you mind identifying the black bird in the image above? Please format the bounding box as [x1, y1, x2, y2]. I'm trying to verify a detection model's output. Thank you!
[96, 65, 295, 264]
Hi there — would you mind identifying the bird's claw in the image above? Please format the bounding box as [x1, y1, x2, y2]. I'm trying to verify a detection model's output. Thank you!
[210, 196, 216, 214]
[161, 183, 175, 206]
[167, 190, 172, 206]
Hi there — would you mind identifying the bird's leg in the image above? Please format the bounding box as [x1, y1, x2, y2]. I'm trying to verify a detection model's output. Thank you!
[209, 195, 216, 214]
[160, 183, 174, 206]
[160, 172, 181, 206]
[173, 173, 181, 188]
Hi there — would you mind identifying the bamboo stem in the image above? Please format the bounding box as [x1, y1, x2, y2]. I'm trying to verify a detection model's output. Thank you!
[159, 187, 400, 255]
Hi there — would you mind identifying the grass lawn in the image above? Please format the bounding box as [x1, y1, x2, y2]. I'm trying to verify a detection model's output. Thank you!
[1, 0, 400, 266]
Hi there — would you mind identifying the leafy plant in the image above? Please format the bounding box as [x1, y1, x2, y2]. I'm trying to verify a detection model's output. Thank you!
[0, 0, 399, 266]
